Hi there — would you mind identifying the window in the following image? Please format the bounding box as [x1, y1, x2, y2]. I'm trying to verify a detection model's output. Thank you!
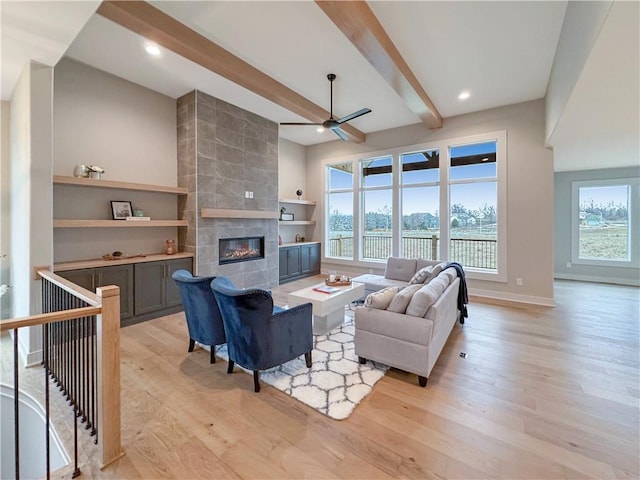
[571, 178, 639, 267]
[361, 156, 393, 261]
[400, 149, 440, 260]
[449, 141, 498, 270]
[324, 131, 507, 281]
[326, 162, 354, 259]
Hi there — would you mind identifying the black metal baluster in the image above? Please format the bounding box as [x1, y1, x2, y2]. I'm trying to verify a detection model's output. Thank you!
[44, 322, 51, 480]
[14, 328, 20, 480]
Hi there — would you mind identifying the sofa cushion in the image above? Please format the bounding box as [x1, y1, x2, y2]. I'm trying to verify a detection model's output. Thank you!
[387, 284, 422, 313]
[364, 287, 399, 310]
[384, 257, 418, 282]
[406, 273, 451, 317]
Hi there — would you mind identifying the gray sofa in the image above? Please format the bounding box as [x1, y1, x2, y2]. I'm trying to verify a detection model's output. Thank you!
[353, 257, 462, 387]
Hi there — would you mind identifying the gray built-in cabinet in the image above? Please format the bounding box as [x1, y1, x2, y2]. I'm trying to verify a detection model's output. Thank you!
[134, 257, 192, 317]
[58, 257, 192, 327]
[279, 242, 320, 284]
[58, 264, 134, 321]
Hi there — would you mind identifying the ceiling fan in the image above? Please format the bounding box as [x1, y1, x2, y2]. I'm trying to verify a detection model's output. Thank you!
[280, 73, 372, 141]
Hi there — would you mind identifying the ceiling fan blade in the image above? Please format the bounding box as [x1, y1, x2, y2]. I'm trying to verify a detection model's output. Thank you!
[280, 122, 323, 126]
[336, 108, 372, 124]
[332, 127, 349, 141]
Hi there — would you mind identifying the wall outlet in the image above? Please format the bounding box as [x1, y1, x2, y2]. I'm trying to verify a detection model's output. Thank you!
[566, 262, 572, 268]
[244, 191, 249, 198]
[516, 277, 523, 286]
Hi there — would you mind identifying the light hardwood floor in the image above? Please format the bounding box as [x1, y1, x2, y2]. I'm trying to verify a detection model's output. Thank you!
[5, 278, 639, 479]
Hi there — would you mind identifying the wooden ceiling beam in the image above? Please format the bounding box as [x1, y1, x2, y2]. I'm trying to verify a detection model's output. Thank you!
[316, 1, 443, 129]
[97, 1, 367, 143]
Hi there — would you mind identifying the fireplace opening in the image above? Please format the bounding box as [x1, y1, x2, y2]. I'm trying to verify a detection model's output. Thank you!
[219, 236, 265, 265]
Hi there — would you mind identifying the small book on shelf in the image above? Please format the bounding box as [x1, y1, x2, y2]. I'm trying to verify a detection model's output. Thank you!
[312, 285, 341, 294]
[125, 216, 151, 221]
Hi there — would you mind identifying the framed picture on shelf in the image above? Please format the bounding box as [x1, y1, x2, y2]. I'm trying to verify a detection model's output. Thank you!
[280, 212, 294, 221]
[111, 200, 133, 220]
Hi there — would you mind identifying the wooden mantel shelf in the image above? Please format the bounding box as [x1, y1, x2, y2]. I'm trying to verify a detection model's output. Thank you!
[53, 175, 188, 194]
[201, 208, 279, 219]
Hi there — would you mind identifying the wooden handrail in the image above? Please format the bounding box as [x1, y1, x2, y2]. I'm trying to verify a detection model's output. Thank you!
[38, 269, 99, 305]
[5, 269, 124, 469]
[0, 306, 102, 331]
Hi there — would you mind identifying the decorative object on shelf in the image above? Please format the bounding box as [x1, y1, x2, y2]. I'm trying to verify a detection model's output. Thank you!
[300, 236, 306, 242]
[110, 200, 133, 219]
[296, 189, 303, 200]
[164, 239, 177, 255]
[295, 233, 301, 242]
[280, 206, 294, 221]
[87, 165, 105, 179]
[125, 216, 150, 221]
[278, 235, 283, 245]
[73, 165, 90, 178]
[133, 209, 145, 217]
[102, 252, 146, 261]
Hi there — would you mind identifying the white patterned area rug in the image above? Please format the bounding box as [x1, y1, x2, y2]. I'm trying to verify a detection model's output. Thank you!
[212, 311, 389, 420]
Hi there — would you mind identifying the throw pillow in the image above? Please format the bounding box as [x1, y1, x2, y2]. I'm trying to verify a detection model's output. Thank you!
[364, 287, 399, 310]
[409, 266, 433, 284]
[423, 262, 448, 284]
[387, 284, 422, 314]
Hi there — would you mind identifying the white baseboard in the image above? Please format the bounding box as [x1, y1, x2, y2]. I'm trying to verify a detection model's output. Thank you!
[554, 272, 640, 287]
[468, 287, 556, 307]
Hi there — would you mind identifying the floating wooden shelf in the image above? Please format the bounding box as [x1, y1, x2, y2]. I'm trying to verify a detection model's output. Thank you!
[53, 175, 188, 195]
[279, 198, 316, 206]
[53, 219, 188, 228]
[201, 208, 279, 219]
[54, 252, 194, 271]
[279, 220, 316, 226]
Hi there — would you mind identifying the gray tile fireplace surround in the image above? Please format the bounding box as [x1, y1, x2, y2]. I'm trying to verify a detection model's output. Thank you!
[177, 90, 279, 289]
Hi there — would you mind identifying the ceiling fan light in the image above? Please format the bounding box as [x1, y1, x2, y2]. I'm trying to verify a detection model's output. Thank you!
[458, 90, 470, 100]
[316, 127, 325, 133]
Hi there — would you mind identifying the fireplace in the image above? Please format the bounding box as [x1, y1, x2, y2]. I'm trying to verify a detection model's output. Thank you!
[219, 236, 265, 265]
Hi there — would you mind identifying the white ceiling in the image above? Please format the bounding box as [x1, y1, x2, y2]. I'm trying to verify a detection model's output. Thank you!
[1, 0, 568, 148]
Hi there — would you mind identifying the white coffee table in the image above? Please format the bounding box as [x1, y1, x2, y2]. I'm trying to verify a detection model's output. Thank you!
[288, 281, 365, 335]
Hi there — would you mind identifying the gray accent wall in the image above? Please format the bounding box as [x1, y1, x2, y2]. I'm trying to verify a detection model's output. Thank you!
[177, 90, 279, 289]
[554, 166, 640, 285]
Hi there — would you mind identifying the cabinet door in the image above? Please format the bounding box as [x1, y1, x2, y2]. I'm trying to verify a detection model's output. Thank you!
[165, 257, 193, 308]
[96, 265, 134, 321]
[287, 247, 301, 277]
[57, 269, 95, 291]
[134, 262, 166, 315]
[279, 248, 290, 281]
[301, 244, 320, 274]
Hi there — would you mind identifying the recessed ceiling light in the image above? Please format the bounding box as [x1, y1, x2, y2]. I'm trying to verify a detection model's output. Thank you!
[458, 91, 470, 100]
[316, 127, 325, 133]
[145, 44, 161, 57]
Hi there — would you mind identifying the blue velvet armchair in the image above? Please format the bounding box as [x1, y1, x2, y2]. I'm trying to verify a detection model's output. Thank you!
[211, 276, 313, 392]
[172, 270, 226, 363]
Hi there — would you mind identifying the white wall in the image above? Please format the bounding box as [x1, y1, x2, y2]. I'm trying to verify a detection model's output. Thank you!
[9, 62, 54, 364]
[545, 1, 612, 144]
[1, 101, 11, 319]
[306, 100, 555, 305]
[53, 58, 179, 262]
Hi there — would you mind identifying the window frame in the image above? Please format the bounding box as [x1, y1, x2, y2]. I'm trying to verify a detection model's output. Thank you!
[570, 177, 639, 268]
[322, 130, 508, 282]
